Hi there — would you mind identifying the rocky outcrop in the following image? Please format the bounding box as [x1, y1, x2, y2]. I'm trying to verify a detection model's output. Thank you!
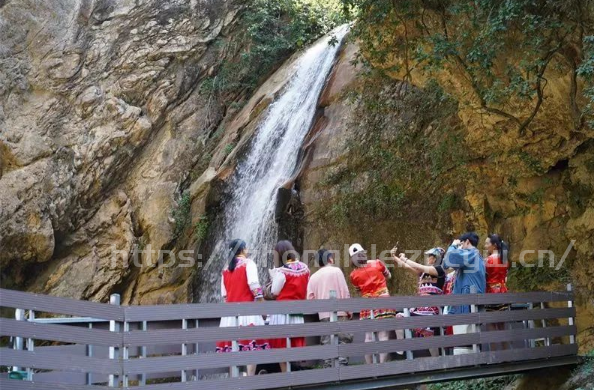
[30, 191, 135, 300]
[0, 0, 244, 303]
[0, 0, 327, 304]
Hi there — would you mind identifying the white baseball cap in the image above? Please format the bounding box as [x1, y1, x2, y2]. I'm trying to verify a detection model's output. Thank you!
[349, 243, 365, 257]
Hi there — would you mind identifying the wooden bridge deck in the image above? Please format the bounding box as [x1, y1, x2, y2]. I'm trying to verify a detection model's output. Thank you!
[0, 287, 579, 389]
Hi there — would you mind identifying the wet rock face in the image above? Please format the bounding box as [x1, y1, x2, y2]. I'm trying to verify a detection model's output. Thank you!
[275, 187, 305, 252]
[0, 0, 240, 302]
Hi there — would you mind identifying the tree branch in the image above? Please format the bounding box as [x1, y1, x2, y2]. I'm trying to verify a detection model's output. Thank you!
[437, 10, 522, 126]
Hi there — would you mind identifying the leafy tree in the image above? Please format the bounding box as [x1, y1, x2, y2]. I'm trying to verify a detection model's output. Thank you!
[342, 0, 593, 134]
[578, 35, 594, 127]
[205, 0, 346, 97]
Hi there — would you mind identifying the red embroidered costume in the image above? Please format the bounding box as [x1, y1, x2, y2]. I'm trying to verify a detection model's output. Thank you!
[216, 257, 269, 352]
[350, 260, 396, 320]
[268, 260, 310, 348]
[486, 253, 508, 293]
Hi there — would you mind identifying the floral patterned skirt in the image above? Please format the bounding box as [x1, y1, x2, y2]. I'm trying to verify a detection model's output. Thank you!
[215, 315, 270, 353]
[359, 308, 397, 320]
[359, 294, 396, 320]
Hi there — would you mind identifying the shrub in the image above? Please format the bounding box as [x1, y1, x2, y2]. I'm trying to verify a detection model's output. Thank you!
[172, 192, 192, 239]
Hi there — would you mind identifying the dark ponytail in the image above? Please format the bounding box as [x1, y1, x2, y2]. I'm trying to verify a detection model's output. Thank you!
[228, 239, 247, 272]
[488, 234, 509, 265]
[274, 240, 297, 266]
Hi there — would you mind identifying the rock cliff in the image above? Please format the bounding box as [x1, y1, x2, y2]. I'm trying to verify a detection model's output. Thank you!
[1, 0, 245, 303]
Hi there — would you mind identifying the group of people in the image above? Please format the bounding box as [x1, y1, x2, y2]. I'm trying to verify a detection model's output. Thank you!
[215, 232, 510, 375]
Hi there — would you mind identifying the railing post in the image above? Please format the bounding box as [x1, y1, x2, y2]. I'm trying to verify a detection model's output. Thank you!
[194, 319, 200, 381]
[437, 306, 446, 357]
[86, 322, 93, 385]
[13, 308, 25, 372]
[108, 294, 121, 387]
[527, 303, 536, 348]
[122, 320, 129, 387]
[370, 309, 378, 364]
[470, 286, 480, 354]
[285, 314, 292, 372]
[567, 284, 576, 345]
[231, 315, 240, 377]
[403, 308, 413, 360]
[182, 319, 188, 382]
[540, 302, 551, 347]
[26, 310, 35, 381]
[329, 290, 338, 368]
[138, 321, 147, 386]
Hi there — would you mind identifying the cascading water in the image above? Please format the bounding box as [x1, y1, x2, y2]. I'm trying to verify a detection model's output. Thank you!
[201, 25, 349, 302]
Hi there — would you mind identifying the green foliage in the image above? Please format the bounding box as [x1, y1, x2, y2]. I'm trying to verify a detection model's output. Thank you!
[205, 0, 346, 97]
[507, 262, 571, 291]
[585, 155, 594, 173]
[342, 0, 592, 133]
[194, 215, 210, 242]
[318, 73, 467, 226]
[223, 143, 235, 156]
[137, 235, 148, 251]
[570, 349, 594, 390]
[329, 182, 407, 223]
[518, 187, 546, 206]
[518, 151, 545, 175]
[228, 100, 245, 110]
[438, 193, 460, 213]
[172, 192, 191, 239]
[428, 375, 519, 390]
[578, 35, 594, 127]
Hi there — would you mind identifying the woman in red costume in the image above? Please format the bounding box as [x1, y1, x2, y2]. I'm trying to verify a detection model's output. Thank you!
[216, 239, 269, 376]
[268, 240, 310, 372]
[484, 233, 510, 350]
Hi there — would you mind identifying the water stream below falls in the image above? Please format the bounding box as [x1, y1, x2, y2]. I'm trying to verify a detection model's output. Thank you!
[200, 25, 349, 302]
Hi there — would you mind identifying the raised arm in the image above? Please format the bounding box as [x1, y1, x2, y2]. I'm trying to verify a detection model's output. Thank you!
[443, 241, 474, 269]
[396, 254, 440, 276]
[393, 253, 423, 276]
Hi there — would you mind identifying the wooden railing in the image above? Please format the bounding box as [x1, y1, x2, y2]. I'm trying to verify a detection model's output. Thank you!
[0, 287, 578, 390]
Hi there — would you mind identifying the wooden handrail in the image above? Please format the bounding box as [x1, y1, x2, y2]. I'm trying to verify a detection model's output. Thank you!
[0, 288, 578, 389]
[121, 308, 575, 346]
[0, 288, 573, 322]
[1, 325, 576, 373]
[0, 289, 123, 321]
[338, 344, 578, 381]
[0, 348, 120, 375]
[123, 291, 573, 321]
[0, 318, 121, 347]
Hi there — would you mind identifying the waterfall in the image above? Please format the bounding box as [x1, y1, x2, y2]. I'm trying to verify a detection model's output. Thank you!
[200, 25, 349, 302]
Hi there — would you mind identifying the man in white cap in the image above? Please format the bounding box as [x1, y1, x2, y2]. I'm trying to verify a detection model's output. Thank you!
[348, 243, 396, 363]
